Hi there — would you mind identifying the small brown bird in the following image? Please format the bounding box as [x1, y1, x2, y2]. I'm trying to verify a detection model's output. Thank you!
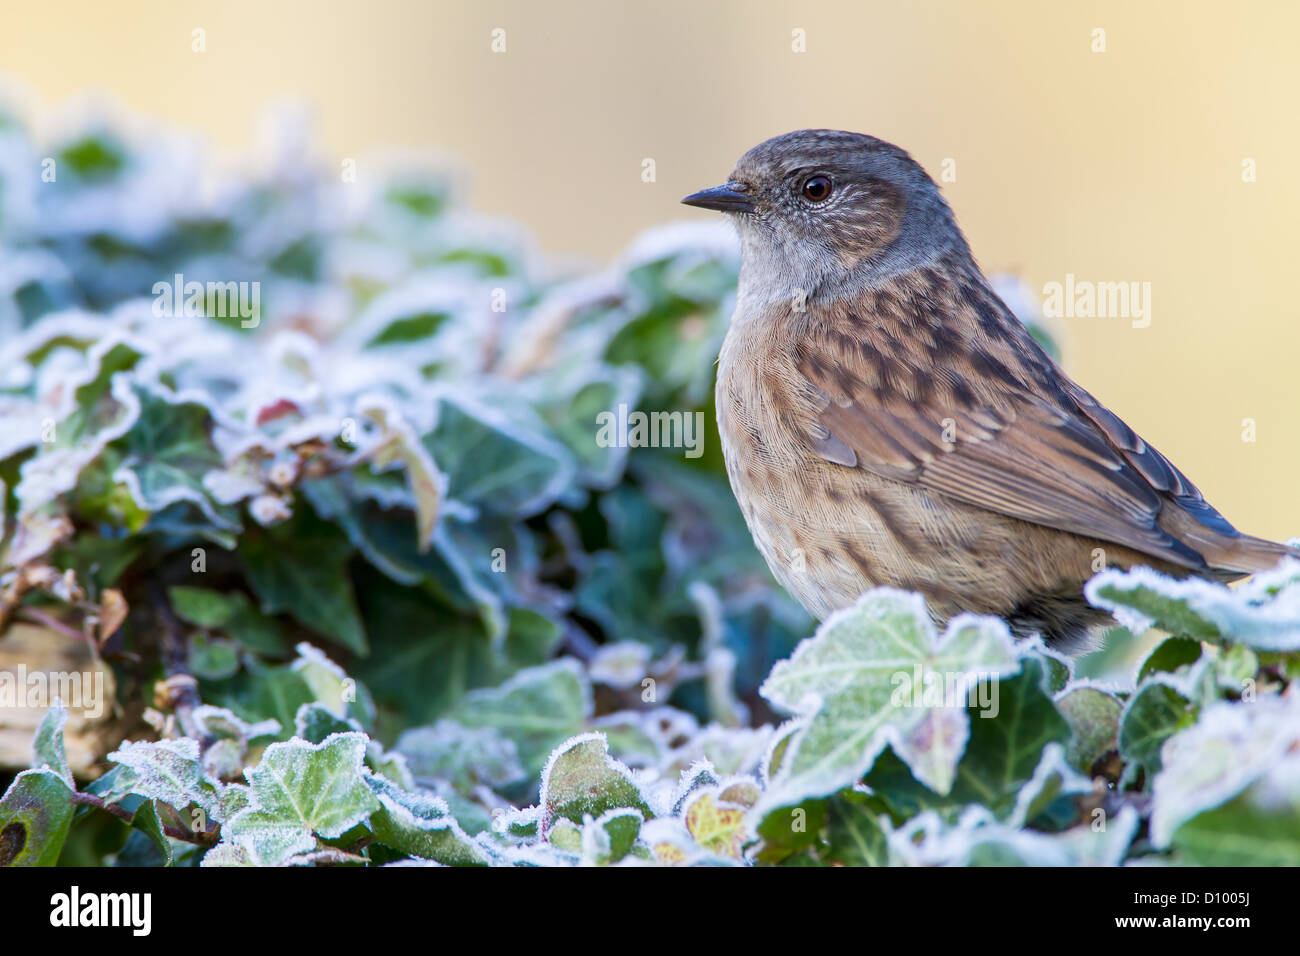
[683, 129, 1296, 650]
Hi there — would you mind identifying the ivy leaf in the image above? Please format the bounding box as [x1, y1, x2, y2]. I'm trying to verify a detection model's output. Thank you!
[1054, 684, 1123, 771]
[681, 789, 747, 860]
[168, 585, 288, 656]
[1118, 677, 1196, 774]
[538, 733, 653, 835]
[887, 805, 1138, 866]
[1008, 743, 1093, 827]
[116, 794, 175, 866]
[1150, 695, 1300, 863]
[364, 773, 486, 866]
[452, 659, 592, 776]
[862, 657, 1071, 821]
[422, 396, 575, 519]
[823, 790, 889, 866]
[31, 699, 74, 788]
[107, 738, 216, 815]
[0, 769, 75, 867]
[358, 395, 447, 551]
[396, 720, 525, 791]
[1136, 636, 1202, 683]
[225, 732, 381, 866]
[1086, 561, 1300, 650]
[108, 381, 236, 533]
[240, 509, 368, 654]
[757, 589, 1020, 811]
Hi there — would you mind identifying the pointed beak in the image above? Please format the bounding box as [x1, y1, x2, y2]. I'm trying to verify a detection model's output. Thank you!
[680, 182, 755, 214]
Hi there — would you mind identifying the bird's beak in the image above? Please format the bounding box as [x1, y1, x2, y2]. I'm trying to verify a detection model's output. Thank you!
[680, 182, 755, 214]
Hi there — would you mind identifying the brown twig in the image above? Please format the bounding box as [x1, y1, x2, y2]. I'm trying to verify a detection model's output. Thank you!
[14, 605, 86, 644]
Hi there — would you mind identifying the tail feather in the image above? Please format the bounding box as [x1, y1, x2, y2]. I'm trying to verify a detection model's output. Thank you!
[1157, 505, 1298, 576]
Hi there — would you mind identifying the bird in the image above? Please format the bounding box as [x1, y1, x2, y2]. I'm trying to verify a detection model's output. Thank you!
[682, 129, 1297, 651]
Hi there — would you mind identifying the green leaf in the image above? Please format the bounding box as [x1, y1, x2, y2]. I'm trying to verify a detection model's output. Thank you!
[1118, 678, 1195, 774]
[108, 381, 235, 533]
[1008, 743, 1092, 827]
[862, 657, 1072, 820]
[364, 774, 486, 865]
[538, 733, 653, 835]
[422, 396, 574, 519]
[585, 807, 643, 864]
[823, 790, 889, 866]
[1137, 636, 1202, 683]
[169, 586, 288, 655]
[1087, 562, 1300, 650]
[31, 700, 74, 788]
[240, 508, 368, 654]
[451, 660, 592, 776]
[107, 738, 216, 814]
[0, 769, 75, 866]
[226, 732, 381, 866]
[758, 589, 1020, 811]
[1055, 684, 1123, 771]
[395, 720, 525, 791]
[1151, 695, 1300, 861]
[116, 794, 175, 866]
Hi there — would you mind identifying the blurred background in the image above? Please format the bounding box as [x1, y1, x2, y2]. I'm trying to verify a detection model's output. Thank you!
[3, 0, 1297, 539]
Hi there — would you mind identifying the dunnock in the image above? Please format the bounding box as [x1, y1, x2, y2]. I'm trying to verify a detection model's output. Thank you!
[684, 129, 1296, 650]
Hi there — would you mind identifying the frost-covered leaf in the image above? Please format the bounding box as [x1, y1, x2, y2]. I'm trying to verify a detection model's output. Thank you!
[681, 789, 747, 860]
[364, 773, 486, 865]
[758, 589, 1020, 810]
[1054, 683, 1123, 771]
[451, 659, 591, 775]
[226, 732, 380, 866]
[1008, 743, 1093, 827]
[886, 805, 1138, 867]
[1118, 677, 1195, 774]
[107, 738, 215, 814]
[294, 702, 363, 743]
[0, 769, 75, 867]
[395, 720, 524, 790]
[422, 396, 575, 519]
[588, 641, 653, 689]
[359, 394, 446, 551]
[290, 643, 373, 723]
[31, 699, 74, 787]
[581, 807, 643, 865]
[538, 732, 653, 835]
[1150, 695, 1300, 863]
[115, 794, 174, 866]
[1136, 636, 1202, 683]
[1086, 561, 1300, 650]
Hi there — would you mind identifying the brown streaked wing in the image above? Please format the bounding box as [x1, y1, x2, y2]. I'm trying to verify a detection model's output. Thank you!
[795, 332, 1211, 570]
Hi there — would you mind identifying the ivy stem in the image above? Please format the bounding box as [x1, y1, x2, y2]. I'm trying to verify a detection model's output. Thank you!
[70, 791, 219, 847]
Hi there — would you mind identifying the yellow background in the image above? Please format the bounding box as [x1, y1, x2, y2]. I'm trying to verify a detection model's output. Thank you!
[3, 0, 1296, 539]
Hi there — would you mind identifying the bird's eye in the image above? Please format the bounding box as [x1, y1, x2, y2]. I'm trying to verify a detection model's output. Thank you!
[802, 175, 832, 202]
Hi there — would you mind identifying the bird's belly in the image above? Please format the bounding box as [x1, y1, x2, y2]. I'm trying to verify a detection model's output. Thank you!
[715, 369, 1074, 624]
[715, 404, 923, 618]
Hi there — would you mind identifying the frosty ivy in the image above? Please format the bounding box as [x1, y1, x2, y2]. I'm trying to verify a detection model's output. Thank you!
[2, 103, 1299, 867]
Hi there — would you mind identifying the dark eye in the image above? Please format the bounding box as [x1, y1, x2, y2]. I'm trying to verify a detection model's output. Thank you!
[802, 175, 832, 202]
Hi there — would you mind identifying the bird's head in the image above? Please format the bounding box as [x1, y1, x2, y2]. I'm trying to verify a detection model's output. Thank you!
[682, 129, 968, 297]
